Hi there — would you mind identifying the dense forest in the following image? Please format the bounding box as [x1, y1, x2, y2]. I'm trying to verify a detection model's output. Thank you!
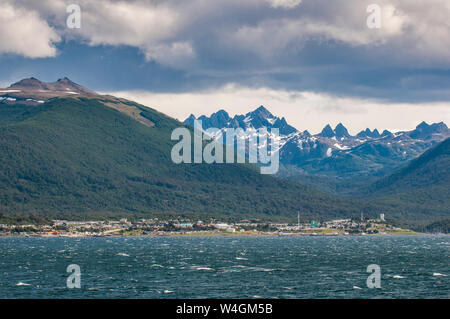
[0, 97, 376, 223]
[0, 97, 448, 231]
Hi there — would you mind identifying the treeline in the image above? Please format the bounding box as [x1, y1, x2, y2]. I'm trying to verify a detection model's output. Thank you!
[420, 219, 450, 234]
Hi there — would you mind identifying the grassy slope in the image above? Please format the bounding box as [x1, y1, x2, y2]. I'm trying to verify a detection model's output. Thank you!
[0, 97, 371, 222]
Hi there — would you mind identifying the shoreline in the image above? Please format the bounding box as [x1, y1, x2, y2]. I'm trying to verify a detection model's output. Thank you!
[1, 218, 434, 237]
[0, 231, 434, 238]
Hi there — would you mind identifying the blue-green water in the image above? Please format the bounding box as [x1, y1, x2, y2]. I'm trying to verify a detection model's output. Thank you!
[0, 236, 448, 298]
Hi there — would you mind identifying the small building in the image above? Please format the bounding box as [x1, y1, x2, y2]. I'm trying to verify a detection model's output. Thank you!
[214, 223, 230, 230]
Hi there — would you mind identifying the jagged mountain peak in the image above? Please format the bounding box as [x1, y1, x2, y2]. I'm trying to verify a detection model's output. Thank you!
[182, 105, 449, 179]
[244, 106, 296, 134]
[432, 122, 448, 130]
[183, 105, 297, 135]
[381, 129, 393, 137]
[3, 77, 97, 98]
[184, 114, 197, 126]
[9, 77, 44, 90]
[56, 77, 77, 85]
[185, 109, 232, 129]
[334, 123, 350, 138]
[416, 121, 429, 129]
[316, 122, 351, 138]
[0, 77, 98, 106]
[208, 109, 231, 127]
[255, 105, 270, 113]
[410, 121, 448, 139]
[357, 128, 380, 139]
[246, 105, 274, 120]
[318, 124, 335, 138]
[372, 129, 380, 137]
[213, 109, 230, 118]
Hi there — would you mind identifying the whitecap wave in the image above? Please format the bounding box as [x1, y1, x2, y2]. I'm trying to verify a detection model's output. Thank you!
[433, 273, 447, 277]
[16, 282, 31, 286]
[194, 267, 214, 271]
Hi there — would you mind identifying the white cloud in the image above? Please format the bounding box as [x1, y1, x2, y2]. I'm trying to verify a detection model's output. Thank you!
[267, 0, 302, 9]
[76, 1, 178, 46]
[5, 0, 450, 67]
[229, 2, 408, 59]
[388, 0, 450, 65]
[105, 85, 450, 134]
[65, 0, 192, 66]
[144, 42, 196, 68]
[0, 2, 60, 58]
[13, 0, 186, 66]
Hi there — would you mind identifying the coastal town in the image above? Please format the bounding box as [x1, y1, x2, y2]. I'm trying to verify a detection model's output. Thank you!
[0, 214, 419, 237]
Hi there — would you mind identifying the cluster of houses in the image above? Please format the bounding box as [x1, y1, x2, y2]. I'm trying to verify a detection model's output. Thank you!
[0, 214, 396, 237]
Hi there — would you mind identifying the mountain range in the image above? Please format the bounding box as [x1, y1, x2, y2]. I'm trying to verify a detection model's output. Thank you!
[185, 107, 449, 179]
[0, 78, 448, 229]
[0, 78, 378, 224]
[0, 77, 97, 106]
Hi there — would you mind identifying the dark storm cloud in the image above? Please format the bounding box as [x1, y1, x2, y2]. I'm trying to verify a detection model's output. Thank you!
[1, 0, 449, 102]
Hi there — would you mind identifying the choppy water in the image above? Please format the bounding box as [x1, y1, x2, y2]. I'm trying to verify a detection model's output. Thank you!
[0, 236, 448, 298]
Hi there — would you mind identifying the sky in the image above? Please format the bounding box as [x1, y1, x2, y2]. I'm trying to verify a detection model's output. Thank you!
[0, 0, 449, 134]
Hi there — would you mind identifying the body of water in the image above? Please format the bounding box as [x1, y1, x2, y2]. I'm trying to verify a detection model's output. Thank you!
[0, 235, 448, 298]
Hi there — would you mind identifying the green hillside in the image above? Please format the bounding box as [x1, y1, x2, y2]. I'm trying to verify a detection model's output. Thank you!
[0, 97, 371, 223]
[367, 138, 450, 226]
[370, 137, 450, 193]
